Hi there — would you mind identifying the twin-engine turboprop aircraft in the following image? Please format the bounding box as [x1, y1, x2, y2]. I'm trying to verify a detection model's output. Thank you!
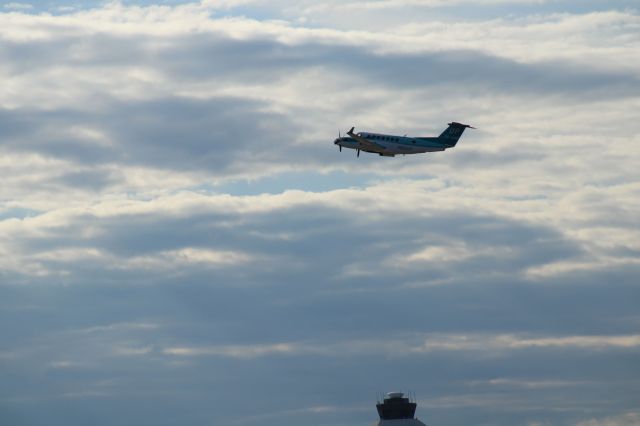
[334, 122, 475, 157]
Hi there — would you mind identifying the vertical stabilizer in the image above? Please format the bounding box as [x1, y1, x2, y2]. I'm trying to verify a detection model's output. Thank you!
[438, 122, 475, 147]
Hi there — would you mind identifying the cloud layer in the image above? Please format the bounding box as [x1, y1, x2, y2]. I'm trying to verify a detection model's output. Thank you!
[1, 1, 639, 425]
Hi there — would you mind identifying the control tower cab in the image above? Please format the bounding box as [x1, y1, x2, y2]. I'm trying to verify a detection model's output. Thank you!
[373, 392, 427, 426]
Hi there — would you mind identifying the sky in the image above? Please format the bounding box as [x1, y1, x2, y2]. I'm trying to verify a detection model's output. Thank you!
[0, 1, 639, 425]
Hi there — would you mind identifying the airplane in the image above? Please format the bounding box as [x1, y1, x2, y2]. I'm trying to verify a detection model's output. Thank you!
[334, 122, 475, 157]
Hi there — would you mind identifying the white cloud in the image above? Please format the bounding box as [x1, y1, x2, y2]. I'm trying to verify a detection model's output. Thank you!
[313, 0, 551, 10]
[3, 3, 32, 10]
[525, 256, 640, 278]
[161, 333, 640, 360]
[405, 242, 476, 263]
[163, 343, 297, 358]
[413, 334, 640, 353]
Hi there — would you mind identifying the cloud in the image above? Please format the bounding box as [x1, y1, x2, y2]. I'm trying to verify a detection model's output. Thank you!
[0, 185, 583, 282]
[467, 377, 594, 389]
[163, 343, 296, 358]
[306, 0, 552, 10]
[576, 412, 640, 426]
[1, 2, 639, 426]
[414, 333, 640, 352]
[0, 5, 638, 208]
[160, 333, 640, 361]
[3, 2, 32, 10]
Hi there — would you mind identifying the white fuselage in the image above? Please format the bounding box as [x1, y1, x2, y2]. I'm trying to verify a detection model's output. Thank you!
[334, 132, 446, 156]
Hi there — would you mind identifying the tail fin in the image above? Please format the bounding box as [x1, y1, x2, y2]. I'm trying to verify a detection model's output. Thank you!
[438, 122, 475, 147]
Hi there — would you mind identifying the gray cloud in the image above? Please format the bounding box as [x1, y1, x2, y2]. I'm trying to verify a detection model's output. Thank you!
[4, 31, 638, 96]
[1, 4, 639, 426]
[1, 15, 638, 195]
[0, 96, 300, 179]
[3, 193, 636, 338]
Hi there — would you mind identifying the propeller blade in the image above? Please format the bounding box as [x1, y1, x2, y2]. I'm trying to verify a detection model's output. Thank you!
[357, 149, 360, 158]
[339, 145, 342, 152]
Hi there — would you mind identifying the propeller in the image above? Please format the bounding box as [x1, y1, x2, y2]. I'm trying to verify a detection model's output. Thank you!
[337, 130, 342, 152]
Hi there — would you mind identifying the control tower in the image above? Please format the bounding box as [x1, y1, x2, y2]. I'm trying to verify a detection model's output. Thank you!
[373, 392, 427, 426]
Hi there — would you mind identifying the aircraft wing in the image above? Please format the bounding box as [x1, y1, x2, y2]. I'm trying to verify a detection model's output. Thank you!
[347, 127, 384, 151]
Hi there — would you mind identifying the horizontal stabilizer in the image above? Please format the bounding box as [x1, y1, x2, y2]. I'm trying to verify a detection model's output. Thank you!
[448, 122, 476, 129]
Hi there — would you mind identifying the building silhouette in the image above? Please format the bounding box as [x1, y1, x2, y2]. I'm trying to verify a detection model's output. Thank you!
[373, 392, 427, 426]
